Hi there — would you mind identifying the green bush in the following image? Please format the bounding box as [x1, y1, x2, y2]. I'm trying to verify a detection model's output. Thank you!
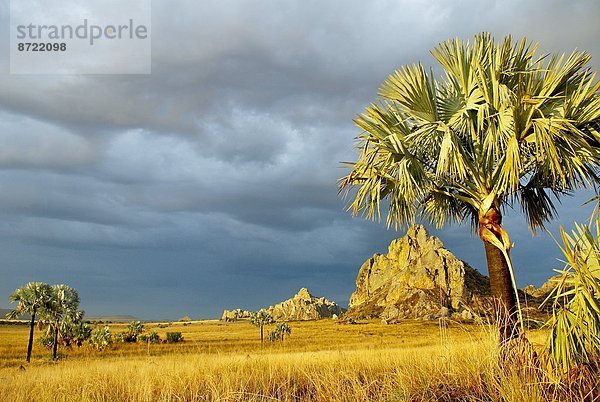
[113, 332, 124, 343]
[37, 321, 92, 349]
[64, 322, 92, 347]
[122, 321, 144, 343]
[38, 332, 54, 348]
[166, 332, 183, 343]
[139, 331, 161, 344]
[89, 326, 112, 351]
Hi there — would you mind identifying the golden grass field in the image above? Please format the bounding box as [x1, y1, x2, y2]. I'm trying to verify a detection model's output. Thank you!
[0, 319, 591, 401]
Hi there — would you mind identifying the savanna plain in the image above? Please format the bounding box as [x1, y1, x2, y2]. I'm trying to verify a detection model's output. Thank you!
[1, 318, 581, 402]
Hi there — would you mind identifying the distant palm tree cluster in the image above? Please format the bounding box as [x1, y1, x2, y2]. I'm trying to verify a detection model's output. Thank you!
[249, 310, 292, 343]
[5, 287, 188, 361]
[6, 282, 82, 361]
[250, 309, 275, 343]
[268, 322, 292, 343]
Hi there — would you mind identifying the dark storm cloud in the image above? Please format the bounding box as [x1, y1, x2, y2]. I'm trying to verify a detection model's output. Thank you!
[0, 0, 599, 318]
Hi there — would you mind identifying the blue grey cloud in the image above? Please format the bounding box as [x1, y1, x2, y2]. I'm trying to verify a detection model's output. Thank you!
[0, 0, 598, 319]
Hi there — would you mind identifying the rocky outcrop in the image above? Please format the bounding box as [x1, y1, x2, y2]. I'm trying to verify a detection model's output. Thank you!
[266, 288, 345, 321]
[346, 225, 491, 322]
[521, 276, 559, 315]
[221, 288, 345, 321]
[522, 276, 558, 300]
[221, 308, 253, 321]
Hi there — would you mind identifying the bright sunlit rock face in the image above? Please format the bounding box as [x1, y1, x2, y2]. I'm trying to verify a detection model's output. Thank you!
[267, 288, 345, 320]
[222, 288, 345, 321]
[347, 225, 491, 322]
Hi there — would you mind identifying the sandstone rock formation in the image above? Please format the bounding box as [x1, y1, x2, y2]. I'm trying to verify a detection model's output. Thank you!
[521, 276, 559, 316]
[221, 288, 345, 321]
[221, 308, 253, 321]
[346, 225, 491, 322]
[522, 276, 558, 300]
[266, 288, 345, 321]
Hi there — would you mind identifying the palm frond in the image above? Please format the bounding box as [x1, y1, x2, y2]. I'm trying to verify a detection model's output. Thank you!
[379, 64, 438, 124]
[544, 221, 600, 372]
[518, 179, 559, 233]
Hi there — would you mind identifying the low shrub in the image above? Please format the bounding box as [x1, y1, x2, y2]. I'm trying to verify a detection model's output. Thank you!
[38, 333, 54, 348]
[139, 331, 160, 344]
[122, 321, 144, 343]
[64, 322, 92, 347]
[166, 332, 183, 343]
[89, 326, 112, 351]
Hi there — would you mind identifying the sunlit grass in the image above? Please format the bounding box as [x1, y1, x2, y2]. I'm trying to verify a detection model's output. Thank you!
[1, 319, 482, 364]
[0, 319, 591, 401]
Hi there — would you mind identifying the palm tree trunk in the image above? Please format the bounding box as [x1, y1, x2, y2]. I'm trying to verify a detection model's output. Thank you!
[479, 206, 518, 343]
[483, 241, 518, 342]
[52, 326, 59, 360]
[26, 310, 36, 363]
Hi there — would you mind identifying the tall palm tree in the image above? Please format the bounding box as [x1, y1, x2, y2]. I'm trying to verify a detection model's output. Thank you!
[41, 284, 81, 360]
[340, 33, 600, 342]
[6, 282, 53, 362]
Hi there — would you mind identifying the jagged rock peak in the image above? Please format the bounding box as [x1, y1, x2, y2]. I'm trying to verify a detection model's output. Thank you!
[346, 224, 491, 323]
[388, 224, 443, 255]
[295, 287, 312, 300]
[221, 289, 346, 322]
[522, 276, 559, 299]
[267, 288, 346, 321]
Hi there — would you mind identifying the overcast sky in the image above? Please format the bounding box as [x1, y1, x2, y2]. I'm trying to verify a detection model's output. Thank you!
[0, 0, 599, 320]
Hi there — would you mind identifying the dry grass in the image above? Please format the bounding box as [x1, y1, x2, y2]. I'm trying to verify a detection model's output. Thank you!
[0, 319, 595, 401]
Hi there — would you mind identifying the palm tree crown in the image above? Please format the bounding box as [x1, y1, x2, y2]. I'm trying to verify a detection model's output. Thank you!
[341, 33, 600, 232]
[6, 282, 53, 320]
